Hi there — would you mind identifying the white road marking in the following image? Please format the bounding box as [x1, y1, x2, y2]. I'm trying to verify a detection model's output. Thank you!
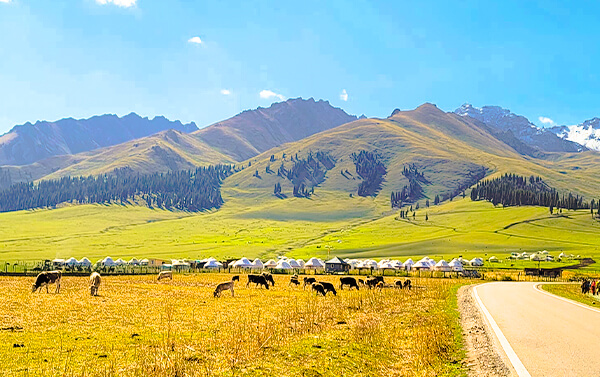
[534, 283, 600, 314]
[472, 284, 532, 377]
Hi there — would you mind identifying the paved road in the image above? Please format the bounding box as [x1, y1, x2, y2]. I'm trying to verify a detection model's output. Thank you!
[474, 282, 600, 377]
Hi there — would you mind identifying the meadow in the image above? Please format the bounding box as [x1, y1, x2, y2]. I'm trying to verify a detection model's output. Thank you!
[0, 194, 598, 272]
[0, 273, 467, 376]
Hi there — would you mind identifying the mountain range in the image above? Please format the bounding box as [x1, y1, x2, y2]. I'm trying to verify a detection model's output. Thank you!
[1, 98, 600, 202]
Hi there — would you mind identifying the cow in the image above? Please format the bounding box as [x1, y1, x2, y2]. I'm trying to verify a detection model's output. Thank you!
[403, 279, 412, 290]
[340, 277, 359, 290]
[365, 277, 379, 289]
[318, 281, 337, 296]
[376, 281, 384, 290]
[247, 274, 270, 289]
[358, 278, 365, 286]
[232, 275, 240, 282]
[303, 277, 317, 289]
[311, 282, 326, 296]
[290, 275, 300, 287]
[262, 272, 275, 287]
[90, 272, 101, 296]
[157, 271, 173, 281]
[32, 271, 62, 293]
[214, 280, 236, 298]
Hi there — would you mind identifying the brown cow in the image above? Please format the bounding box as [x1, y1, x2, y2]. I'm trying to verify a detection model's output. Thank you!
[32, 271, 62, 293]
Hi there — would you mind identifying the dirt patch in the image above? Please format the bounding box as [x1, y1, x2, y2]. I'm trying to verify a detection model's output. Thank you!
[458, 285, 514, 377]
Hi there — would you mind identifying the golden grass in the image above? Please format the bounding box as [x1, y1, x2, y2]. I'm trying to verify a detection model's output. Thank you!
[0, 274, 467, 376]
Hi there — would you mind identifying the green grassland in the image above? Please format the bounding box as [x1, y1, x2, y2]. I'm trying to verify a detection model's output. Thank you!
[0, 189, 598, 270]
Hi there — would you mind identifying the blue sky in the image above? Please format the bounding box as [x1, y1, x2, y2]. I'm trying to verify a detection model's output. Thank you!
[0, 0, 598, 133]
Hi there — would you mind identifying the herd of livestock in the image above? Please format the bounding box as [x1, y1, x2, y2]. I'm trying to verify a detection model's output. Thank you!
[30, 270, 411, 298]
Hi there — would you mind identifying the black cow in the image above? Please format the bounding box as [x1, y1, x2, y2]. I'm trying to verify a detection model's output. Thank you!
[311, 283, 326, 296]
[232, 275, 240, 282]
[262, 272, 275, 287]
[247, 274, 270, 289]
[290, 275, 300, 286]
[303, 277, 317, 289]
[403, 279, 412, 290]
[32, 271, 62, 293]
[340, 277, 359, 290]
[365, 277, 380, 289]
[318, 281, 337, 296]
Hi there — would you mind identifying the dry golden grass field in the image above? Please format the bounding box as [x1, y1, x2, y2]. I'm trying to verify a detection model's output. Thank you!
[0, 273, 467, 377]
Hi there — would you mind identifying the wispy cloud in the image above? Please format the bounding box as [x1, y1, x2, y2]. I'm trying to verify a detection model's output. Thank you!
[340, 89, 348, 102]
[220, 89, 231, 95]
[539, 116, 555, 126]
[0, 0, 12, 3]
[259, 90, 285, 101]
[95, 0, 137, 7]
[188, 36, 203, 44]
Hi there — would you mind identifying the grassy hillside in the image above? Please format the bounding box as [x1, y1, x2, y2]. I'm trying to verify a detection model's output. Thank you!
[1, 194, 599, 271]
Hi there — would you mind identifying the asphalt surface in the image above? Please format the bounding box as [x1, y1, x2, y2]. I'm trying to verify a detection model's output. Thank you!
[475, 282, 600, 377]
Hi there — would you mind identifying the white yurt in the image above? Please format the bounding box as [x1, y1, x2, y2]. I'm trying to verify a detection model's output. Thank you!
[101, 257, 116, 267]
[434, 259, 452, 272]
[558, 252, 567, 259]
[403, 258, 414, 270]
[304, 257, 325, 269]
[288, 259, 301, 268]
[203, 260, 223, 268]
[488, 256, 499, 263]
[78, 257, 92, 267]
[65, 257, 78, 266]
[140, 258, 150, 266]
[114, 258, 126, 266]
[251, 258, 264, 269]
[378, 261, 396, 270]
[546, 255, 554, 261]
[52, 258, 66, 266]
[128, 258, 140, 265]
[263, 259, 278, 268]
[172, 260, 190, 268]
[391, 260, 404, 269]
[232, 257, 253, 268]
[275, 260, 292, 269]
[426, 258, 436, 267]
[377, 259, 391, 269]
[296, 259, 306, 268]
[363, 259, 378, 269]
[412, 259, 431, 270]
[448, 258, 463, 272]
[470, 257, 484, 267]
[530, 253, 544, 261]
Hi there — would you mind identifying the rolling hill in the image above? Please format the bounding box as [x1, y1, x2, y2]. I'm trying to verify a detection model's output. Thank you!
[0, 113, 198, 166]
[194, 97, 357, 161]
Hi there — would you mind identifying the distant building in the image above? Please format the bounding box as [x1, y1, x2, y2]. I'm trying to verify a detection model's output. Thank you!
[325, 257, 350, 273]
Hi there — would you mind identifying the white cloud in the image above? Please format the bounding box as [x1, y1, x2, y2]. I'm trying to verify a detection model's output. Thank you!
[538, 116, 555, 126]
[0, 0, 11, 4]
[188, 36, 203, 44]
[220, 89, 231, 95]
[259, 90, 285, 101]
[95, 0, 137, 7]
[340, 89, 348, 102]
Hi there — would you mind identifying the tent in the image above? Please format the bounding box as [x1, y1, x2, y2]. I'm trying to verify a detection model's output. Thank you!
[65, 257, 78, 266]
[288, 259, 301, 268]
[470, 258, 484, 267]
[52, 258, 65, 266]
[100, 257, 116, 267]
[264, 259, 278, 268]
[172, 260, 190, 268]
[128, 258, 140, 265]
[140, 258, 150, 266]
[448, 258, 463, 272]
[114, 258, 126, 266]
[530, 254, 544, 261]
[391, 260, 404, 269]
[251, 258, 264, 269]
[78, 257, 92, 267]
[296, 259, 306, 268]
[378, 261, 396, 270]
[488, 256, 499, 263]
[377, 259, 391, 269]
[232, 257, 253, 268]
[275, 260, 292, 269]
[434, 259, 452, 272]
[304, 257, 325, 269]
[203, 260, 223, 268]
[325, 257, 350, 273]
[359, 259, 378, 269]
[412, 260, 431, 270]
[403, 258, 414, 271]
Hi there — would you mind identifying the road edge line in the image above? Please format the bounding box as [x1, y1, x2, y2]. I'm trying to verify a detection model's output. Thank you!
[472, 284, 531, 377]
[534, 283, 600, 314]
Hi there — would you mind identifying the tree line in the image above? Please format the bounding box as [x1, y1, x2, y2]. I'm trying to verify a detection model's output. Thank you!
[470, 173, 588, 209]
[272, 151, 335, 198]
[0, 165, 233, 213]
[391, 164, 429, 207]
[352, 150, 386, 197]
